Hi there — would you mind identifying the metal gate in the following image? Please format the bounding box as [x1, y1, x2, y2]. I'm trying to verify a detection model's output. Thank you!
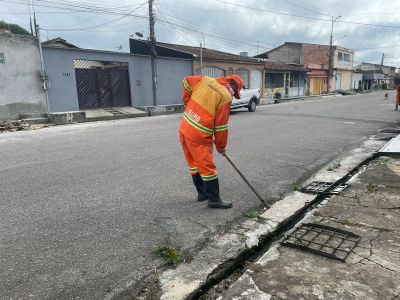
[74, 60, 131, 109]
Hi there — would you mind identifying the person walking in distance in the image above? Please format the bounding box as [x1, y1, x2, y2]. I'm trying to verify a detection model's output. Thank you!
[396, 85, 400, 111]
[179, 75, 244, 209]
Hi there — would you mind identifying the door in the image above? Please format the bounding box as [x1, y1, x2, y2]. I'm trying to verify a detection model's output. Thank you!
[250, 70, 262, 90]
[335, 74, 342, 90]
[311, 78, 322, 95]
[74, 60, 131, 109]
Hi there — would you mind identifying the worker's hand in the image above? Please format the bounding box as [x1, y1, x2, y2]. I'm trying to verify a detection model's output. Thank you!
[217, 148, 226, 155]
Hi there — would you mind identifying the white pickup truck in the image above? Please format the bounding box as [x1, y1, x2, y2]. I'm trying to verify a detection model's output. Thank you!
[231, 88, 261, 112]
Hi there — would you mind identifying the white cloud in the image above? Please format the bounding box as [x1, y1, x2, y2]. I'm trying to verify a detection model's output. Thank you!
[2, 0, 400, 66]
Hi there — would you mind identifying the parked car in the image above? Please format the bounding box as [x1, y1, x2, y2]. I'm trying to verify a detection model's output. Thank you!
[231, 88, 260, 112]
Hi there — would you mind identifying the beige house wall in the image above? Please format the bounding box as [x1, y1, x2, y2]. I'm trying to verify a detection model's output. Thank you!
[335, 70, 353, 90]
[192, 60, 265, 94]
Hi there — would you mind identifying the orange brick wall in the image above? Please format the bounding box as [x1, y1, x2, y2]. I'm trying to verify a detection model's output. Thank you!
[302, 44, 329, 69]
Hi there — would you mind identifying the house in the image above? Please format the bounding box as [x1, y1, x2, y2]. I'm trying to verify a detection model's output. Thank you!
[351, 71, 363, 91]
[0, 32, 47, 119]
[356, 62, 396, 89]
[333, 46, 355, 91]
[42, 37, 79, 49]
[263, 61, 307, 99]
[255, 42, 356, 95]
[41, 38, 194, 113]
[138, 40, 266, 94]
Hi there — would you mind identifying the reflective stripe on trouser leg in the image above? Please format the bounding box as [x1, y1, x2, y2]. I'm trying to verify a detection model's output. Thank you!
[180, 133, 217, 179]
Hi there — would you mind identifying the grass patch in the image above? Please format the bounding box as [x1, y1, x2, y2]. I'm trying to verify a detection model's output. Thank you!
[245, 210, 258, 219]
[153, 246, 182, 265]
[366, 183, 379, 193]
[293, 183, 302, 191]
[327, 160, 341, 171]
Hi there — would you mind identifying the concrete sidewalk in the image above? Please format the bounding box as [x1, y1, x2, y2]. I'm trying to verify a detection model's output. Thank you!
[209, 156, 400, 299]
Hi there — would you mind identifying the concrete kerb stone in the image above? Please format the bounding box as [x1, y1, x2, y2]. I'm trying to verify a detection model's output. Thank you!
[157, 137, 385, 300]
[135, 104, 185, 116]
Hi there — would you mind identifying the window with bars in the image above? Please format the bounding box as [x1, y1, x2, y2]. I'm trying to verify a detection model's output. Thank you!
[265, 73, 284, 89]
[0, 53, 4, 64]
[338, 52, 351, 66]
[235, 68, 249, 88]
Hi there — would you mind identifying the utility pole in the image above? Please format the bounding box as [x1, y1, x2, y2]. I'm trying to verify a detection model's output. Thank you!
[35, 23, 50, 113]
[327, 16, 341, 93]
[380, 53, 385, 70]
[200, 43, 203, 75]
[149, 0, 157, 106]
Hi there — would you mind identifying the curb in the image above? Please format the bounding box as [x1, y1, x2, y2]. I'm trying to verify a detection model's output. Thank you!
[152, 138, 385, 300]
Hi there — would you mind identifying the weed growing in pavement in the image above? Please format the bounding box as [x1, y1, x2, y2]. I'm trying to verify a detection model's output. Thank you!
[153, 246, 182, 265]
[245, 210, 258, 219]
[327, 160, 341, 171]
[366, 183, 379, 193]
[293, 183, 302, 191]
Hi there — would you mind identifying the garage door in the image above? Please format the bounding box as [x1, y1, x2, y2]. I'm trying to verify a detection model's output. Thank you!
[250, 70, 262, 90]
[74, 59, 131, 109]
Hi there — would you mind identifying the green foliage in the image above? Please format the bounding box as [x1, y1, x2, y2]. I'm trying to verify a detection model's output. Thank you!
[327, 160, 341, 171]
[366, 183, 379, 193]
[153, 246, 182, 265]
[245, 210, 258, 219]
[382, 83, 388, 90]
[0, 20, 31, 35]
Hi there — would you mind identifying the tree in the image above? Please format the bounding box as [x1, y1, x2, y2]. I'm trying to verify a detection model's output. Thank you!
[0, 20, 31, 35]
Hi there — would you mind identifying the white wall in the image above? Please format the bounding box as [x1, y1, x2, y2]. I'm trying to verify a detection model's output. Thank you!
[0, 33, 46, 119]
[352, 73, 363, 90]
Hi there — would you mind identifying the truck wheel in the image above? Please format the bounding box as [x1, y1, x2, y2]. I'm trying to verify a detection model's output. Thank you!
[248, 99, 257, 112]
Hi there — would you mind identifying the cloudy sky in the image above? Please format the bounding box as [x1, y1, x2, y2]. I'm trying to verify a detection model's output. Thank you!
[2, 0, 400, 67]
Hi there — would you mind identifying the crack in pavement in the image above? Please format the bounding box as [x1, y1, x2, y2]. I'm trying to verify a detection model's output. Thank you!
[353, 251, 399, 273]
[186, 217, 214, 233]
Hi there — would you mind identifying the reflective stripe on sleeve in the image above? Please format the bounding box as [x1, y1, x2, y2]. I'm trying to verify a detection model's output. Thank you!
[214, 124, 228, 132]
[183, 79, 192, 92]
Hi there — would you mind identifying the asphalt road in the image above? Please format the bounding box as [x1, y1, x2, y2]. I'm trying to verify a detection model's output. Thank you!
[1, 91, 399, 299]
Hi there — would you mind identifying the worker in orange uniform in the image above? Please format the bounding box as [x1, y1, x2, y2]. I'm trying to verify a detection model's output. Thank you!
[179, 75, 244, 209]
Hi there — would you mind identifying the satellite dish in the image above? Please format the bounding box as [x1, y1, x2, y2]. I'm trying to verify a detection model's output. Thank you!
[135, 32, 143, 38]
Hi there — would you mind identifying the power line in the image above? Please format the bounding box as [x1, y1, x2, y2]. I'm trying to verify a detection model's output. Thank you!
[281, 0, 328, 17]
[0, 0, 147, 16]
[214, 0, 400, 29]
[43, 1, 147, 31]
[155, 9, 272, 49]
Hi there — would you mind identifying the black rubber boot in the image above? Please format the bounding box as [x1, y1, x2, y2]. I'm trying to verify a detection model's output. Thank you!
[204, 178, 232, 209]
[192, 173, 208, 201]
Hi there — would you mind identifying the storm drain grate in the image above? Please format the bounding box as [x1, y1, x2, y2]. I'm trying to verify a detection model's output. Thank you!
[281, 223, 360, 262]
[379, 127, 400, 134]
[378, 133, 399, 140]
[301, 181, 349, 195]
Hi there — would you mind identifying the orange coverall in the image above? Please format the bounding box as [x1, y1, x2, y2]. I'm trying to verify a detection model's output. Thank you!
[179, 76, 233, 182]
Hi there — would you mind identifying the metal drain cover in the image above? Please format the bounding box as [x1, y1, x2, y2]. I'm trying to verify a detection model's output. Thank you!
[301, 181, 349, 195]
[281, 223, 360, 262]
[378, 133, 398, 140]
[379, 127, 400, 133]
